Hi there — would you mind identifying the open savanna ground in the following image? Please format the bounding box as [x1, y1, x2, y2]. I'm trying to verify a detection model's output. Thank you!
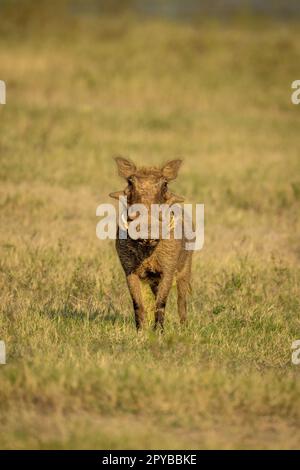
[1, 2, 300, 449]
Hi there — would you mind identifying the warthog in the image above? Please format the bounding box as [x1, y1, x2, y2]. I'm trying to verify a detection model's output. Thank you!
[110, 157, 193, 330]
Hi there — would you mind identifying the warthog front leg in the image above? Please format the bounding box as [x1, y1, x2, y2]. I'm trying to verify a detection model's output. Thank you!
[126, 273, 145, 330]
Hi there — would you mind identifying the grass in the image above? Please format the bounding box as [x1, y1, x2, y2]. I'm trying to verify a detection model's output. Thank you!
[1, 1, 300, 449]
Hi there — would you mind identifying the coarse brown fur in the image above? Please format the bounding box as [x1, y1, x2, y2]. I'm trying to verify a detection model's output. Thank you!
[110, 157, 193, 331]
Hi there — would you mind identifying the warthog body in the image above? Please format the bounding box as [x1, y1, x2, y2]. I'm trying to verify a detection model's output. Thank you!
[110, 157, 193, 330]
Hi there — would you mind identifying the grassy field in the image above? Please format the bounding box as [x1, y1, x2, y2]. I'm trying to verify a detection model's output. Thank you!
[1, 2, 300, 449]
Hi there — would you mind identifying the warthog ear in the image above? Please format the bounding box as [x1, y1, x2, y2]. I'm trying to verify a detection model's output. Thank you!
[161, 159, 182, 181]
[109, 190, 125, 200]
[114, 156, 136, 179]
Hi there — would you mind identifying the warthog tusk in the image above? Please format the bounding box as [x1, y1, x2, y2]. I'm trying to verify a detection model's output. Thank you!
[168, 213, 176, 231]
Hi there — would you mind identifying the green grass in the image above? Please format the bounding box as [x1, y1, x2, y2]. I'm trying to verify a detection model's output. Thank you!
[1, 2, 300, 449]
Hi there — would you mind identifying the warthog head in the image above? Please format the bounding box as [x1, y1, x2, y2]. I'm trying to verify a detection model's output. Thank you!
[110, 157, 184, 241]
